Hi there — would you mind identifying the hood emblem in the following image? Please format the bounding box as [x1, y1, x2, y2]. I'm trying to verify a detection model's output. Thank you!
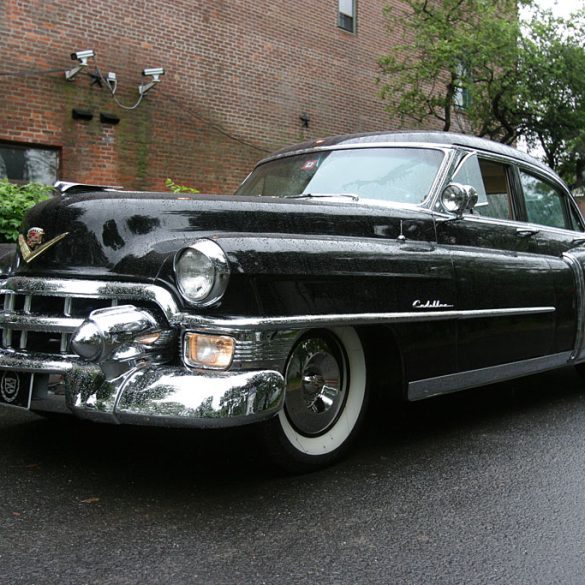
[18, 228, 70, 264]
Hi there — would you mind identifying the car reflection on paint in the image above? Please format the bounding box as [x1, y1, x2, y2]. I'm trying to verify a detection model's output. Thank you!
[1, 132, 584, 472]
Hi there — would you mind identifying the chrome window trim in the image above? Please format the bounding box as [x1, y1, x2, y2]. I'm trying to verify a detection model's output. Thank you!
[438, 212, 585, 238]
[454, 147, 566, 191]
[433, 147, 574, 222]
[257, 142, 452, 164]
[248, 143, 454, 209]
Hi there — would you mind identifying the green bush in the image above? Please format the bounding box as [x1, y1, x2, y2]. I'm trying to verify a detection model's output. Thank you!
[165, 178, 199, 194]
[0, 180, 52, 243]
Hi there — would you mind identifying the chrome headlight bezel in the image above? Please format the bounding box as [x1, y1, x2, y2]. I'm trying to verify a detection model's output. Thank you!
[174, 239, 230, 307]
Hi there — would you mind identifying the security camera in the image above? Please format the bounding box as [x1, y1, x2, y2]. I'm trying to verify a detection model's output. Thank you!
[65, 49, 95, 80]
[71, 50, 95, 63]
[139, 67, 165, 95]
[142, 67, 165, 78]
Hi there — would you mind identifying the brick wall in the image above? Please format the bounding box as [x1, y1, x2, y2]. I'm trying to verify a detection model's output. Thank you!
[0, 0, 412, 193]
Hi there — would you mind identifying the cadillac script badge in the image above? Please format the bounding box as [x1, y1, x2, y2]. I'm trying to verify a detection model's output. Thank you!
[18, 227, 69, 264]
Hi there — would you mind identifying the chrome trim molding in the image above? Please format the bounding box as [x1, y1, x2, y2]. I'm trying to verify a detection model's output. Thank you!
[1, 277, 180, 320]
[0, 350, 77, 373]
[563, 252, 585, 361]
[183, 329, 297, 372]
[175, 306, 556, 332]
[0, 349, 285, 428]
[0, 313, 84, 333]
[408, 351, 573, 401]
[66, 361, 284, 428]
[257, 142, 451, 165]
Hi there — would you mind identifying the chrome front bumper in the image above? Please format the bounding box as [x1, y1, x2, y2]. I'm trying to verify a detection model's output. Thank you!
[0, 350, 285, 428]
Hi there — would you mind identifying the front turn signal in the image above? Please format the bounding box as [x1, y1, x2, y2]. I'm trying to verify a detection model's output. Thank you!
[183, 332, 235, 369]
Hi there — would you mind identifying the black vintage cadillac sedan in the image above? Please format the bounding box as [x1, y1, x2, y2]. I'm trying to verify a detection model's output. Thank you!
[1, 131, 584, 471]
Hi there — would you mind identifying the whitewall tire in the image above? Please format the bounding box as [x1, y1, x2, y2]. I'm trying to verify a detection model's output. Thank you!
[262, 327, 368, 472]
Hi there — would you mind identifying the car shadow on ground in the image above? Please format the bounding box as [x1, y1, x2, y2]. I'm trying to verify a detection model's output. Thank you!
[1, 366, 583, 492]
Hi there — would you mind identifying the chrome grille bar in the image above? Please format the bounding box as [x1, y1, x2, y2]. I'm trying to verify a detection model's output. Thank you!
[0, 313, 84, 333]
[0, 277, 177, 357]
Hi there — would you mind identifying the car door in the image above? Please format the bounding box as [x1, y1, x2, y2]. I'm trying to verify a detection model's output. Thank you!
[512, 167, 585, 361]
[435, 152, 560, 373]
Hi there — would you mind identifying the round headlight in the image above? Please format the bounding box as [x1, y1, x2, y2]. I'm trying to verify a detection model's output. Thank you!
[174, 239, 230, 306]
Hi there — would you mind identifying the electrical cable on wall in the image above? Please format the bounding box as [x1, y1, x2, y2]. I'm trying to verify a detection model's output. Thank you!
[0, 58, 270, 153]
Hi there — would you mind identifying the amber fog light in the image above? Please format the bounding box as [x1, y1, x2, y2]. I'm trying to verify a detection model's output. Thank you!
[184, 332, 235, 369]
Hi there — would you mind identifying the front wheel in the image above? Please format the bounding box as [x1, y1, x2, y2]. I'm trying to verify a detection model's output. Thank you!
[261, 327, 368, 473]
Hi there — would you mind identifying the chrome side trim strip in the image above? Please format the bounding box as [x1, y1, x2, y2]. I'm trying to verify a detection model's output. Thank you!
[0, 277, 557, 335]
[408, 351, 572, 401]
[563, 253, 585, 361]
[174, 306, 556, 332]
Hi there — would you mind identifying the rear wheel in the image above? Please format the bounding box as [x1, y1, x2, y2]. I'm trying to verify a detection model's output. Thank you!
[262, 327, 368, 473]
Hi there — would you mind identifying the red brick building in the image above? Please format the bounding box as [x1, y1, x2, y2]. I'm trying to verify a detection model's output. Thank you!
[0, 0, 412, 193]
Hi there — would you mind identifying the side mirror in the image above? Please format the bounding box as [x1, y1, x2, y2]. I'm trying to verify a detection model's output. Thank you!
[440, 183, 478, 216]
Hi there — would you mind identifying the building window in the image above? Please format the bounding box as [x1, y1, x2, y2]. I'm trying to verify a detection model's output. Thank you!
[454, 62, 471, 110]
[338, 0, 356, 33]
[0, 143, 60, 185]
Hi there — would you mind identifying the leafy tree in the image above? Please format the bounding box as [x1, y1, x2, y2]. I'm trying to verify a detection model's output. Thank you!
[377, 0, 585, 185]
[0, 180, 52, 243]
[519, 10, 585, 187]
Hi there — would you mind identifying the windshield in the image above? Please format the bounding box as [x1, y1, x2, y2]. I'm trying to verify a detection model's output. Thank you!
[236, 147, 444, 204]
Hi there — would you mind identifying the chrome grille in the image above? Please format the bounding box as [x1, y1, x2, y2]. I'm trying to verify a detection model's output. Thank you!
[1, 291, 121, 355]
[0, 277, 173, 358]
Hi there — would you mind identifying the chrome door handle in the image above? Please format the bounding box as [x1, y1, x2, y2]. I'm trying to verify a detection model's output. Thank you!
[516, 228, 540, 237]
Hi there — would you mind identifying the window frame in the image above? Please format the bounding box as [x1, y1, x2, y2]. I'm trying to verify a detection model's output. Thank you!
[338, 0, 357, 33]
[0, 140, 61, 186]
[452, 151, 517, 221]
[515, 165, 583, 233]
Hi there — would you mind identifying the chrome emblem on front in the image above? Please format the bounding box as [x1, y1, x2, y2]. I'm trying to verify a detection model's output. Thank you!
[0, 371, 20, 403]
[18, 229, 70, 264]
[26, 227, 45, 249]
[412, 299, 454, 309]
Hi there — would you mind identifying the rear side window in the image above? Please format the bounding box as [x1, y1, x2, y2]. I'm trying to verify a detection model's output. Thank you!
[519, 171, 570, 230]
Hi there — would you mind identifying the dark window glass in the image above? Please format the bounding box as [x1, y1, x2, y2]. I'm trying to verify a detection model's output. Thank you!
[519, 171, 570, 230]
[338, 0, 356, 32]
[454, 155, 512, 220]
[568, 203, 585, 232]
[0, 143, 59, 185]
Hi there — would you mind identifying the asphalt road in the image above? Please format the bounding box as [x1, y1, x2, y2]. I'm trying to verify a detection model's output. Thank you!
[2, 367, 585, 585]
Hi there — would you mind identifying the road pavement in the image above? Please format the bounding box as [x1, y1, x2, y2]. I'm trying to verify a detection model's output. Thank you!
[1, 367, 585, 584]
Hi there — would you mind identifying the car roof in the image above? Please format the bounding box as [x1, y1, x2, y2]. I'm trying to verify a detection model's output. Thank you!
[262, 130, 555, 178]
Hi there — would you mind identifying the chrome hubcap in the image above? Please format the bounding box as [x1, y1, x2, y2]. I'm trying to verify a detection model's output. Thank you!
[284, 333, 347, 436]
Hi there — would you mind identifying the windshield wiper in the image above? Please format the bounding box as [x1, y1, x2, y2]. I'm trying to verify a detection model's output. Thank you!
[283, 192, 360, 201]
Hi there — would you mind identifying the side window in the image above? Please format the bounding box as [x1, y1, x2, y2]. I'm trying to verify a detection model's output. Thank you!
[453, 155, 512, 220]
[519, 171, 570, 230]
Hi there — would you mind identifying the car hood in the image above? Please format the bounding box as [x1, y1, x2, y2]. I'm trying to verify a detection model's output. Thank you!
[12, 191, 436, 282]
